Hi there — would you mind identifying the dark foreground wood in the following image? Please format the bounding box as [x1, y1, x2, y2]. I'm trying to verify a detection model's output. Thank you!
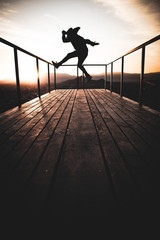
[0, 89, 160, 236]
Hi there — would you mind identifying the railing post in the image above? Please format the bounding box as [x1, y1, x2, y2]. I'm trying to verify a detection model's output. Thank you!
[139, 46, 145, 106]
[104, 65, 107, 90]
[48, 63, 50, 93]
[14, 48, 21, 108]
[120, 57, 124, 97]
[54, 66, 56, 90]
[77, 66, 79, 89]
[36, 58, 41, 98]
[82, 72, 84, 89]
[110, 62, 113, 92]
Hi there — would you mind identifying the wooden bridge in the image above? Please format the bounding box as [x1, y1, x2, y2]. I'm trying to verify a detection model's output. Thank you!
[0, 88, 160, 231]
[0, 35, 160, 234]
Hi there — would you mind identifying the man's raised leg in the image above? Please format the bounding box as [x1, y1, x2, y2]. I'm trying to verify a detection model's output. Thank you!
[52, 51, 77, 68]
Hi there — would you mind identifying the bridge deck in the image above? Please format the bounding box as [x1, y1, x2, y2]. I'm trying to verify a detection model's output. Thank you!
[0, 89, 160, 229]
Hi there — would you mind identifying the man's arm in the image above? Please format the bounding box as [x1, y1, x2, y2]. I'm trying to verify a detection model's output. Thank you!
[85, 39, 99, 46]
[62, 31, 70, 43]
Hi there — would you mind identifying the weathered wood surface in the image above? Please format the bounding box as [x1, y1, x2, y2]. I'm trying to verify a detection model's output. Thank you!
[0, 89, 160, 229]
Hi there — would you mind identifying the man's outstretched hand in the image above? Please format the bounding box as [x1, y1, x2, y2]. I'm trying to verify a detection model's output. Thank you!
[92, 41, 100, 46]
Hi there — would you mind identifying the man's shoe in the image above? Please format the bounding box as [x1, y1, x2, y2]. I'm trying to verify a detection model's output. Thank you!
[52, 61, 59, 68]
[85, 76, 92, 84]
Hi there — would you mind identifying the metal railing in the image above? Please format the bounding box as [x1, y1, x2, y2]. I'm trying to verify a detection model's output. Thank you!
[105, 34, 160, 105]
[0, 37, 56, 108]
[54, 63, 106, 90]
[0, 34, 160, 108]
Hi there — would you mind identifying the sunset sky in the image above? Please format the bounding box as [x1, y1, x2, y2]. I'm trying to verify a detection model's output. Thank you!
[0, 0, 160, 82]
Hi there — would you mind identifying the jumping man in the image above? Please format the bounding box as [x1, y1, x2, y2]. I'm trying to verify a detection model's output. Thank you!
[52, 27, 99, 84]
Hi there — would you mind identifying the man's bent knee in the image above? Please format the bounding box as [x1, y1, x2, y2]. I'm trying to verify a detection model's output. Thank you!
[78, 63, 83, 68]
[67, 52, 77, 58]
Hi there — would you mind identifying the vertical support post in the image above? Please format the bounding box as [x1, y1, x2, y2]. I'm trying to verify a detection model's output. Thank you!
[48, 63, 50, 93]
[82, 72, 84, 89]
[110, 62, 113, 92]
[77, 65, 79, 90]
[120, 56, 124, 98]
[54, 66, 56, 90]
[36, 58, 41, 98]
[14, 48, 21, 108]
[139, 46, 145, 106]
[104, 65, 107, 90]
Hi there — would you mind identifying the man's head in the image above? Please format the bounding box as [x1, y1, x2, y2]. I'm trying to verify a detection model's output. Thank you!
[66, 27, 80, 36]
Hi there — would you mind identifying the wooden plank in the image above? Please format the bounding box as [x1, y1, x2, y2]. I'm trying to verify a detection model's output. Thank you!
[0, 93, 42, 119]
[84, 90, 139, 207]
[0, 93, 52, 133]
[89, 90, 160, 224]
[12, 89, 117, 218]
[43, 89, 116, 217]
[0, 90, 71, 159]
[97, 89, 160, 145]
[0, 90, 54, 124]
[1, 90, 66, 139]
[98, 89, 160, 151]
[0, 90, 64, 135]
[87, 90, 153, 198]
[110, 88, 160, 121]
[1, 90, 76, 217]
[93, 89, 160, 168]
[106, 88, 160, 121]
[104, 90, 160, 136]
[0, 90, 73, 174]
[0, 90, 65, 143]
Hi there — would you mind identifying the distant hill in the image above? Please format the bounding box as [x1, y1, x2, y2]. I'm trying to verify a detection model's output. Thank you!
[54, 73, 76, 83]
[56, 77, 105, 89]
[0, 72, 160, 113]
[1, 72, 159, 85]
[55, 72, 160, 87]
[55, 72, 160, 84]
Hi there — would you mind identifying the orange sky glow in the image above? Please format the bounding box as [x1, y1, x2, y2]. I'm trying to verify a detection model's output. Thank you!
[0, 0, 159, 84]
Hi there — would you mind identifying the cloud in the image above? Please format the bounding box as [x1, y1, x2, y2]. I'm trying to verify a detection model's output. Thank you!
[44, 14, 58, 21]
[0, 2, 19, 18]
[133, 0, 160, 13]
[44, 13, 63, 23]
[93, 0, 160, 36]
[131, 0, 160, 29]
[0, 17, 11, 24]
[0, 2, 20, 37]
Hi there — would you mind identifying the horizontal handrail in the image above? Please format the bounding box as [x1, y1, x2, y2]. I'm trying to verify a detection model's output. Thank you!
[123, 35, 160, 57]
[106, 35, 160, 65]
[0, 37, 51, 64]
[62, 64, 107, 66]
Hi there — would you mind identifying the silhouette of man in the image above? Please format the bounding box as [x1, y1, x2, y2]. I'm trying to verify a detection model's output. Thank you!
[52, 27, 99, 83]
